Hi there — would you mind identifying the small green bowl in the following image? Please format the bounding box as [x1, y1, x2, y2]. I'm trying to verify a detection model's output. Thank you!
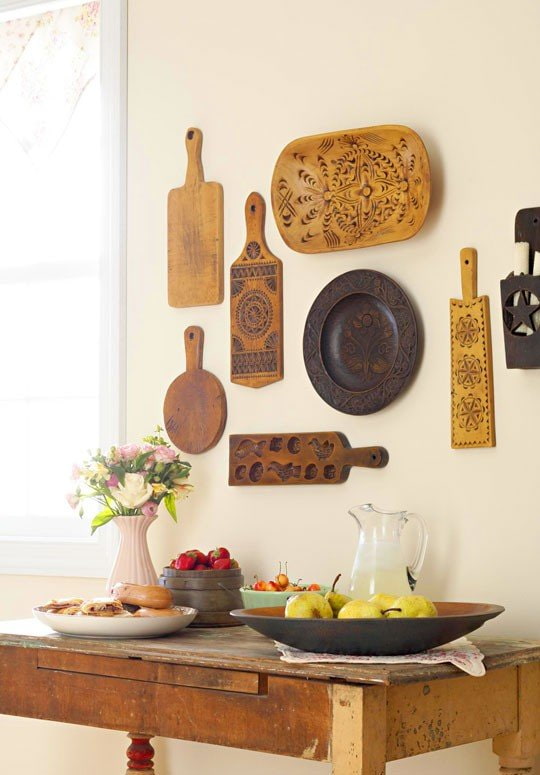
[240, 586, 329, 609]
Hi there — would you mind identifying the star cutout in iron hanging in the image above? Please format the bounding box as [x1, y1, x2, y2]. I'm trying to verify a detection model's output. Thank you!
[505, 291, 540, 333]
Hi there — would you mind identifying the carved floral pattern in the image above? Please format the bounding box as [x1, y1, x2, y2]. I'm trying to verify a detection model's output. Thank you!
[456, 355, 482, 388]
[457, 395, 484, 431]
[456, 315, 480, 347]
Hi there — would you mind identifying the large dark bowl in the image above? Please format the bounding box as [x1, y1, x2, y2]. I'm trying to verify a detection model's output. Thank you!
[230, 602, 504, 656]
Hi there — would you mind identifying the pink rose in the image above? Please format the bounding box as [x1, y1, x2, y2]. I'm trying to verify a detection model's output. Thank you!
[118, 443, 140, 460]
[66, 493, 80, 509]
[141, 500, 158, 517]
[71, 464, 82, 480]
[106, 474, 119, 488]
[153, 445, 176, 463]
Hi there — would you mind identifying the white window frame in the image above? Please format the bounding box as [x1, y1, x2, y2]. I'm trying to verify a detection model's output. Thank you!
[0, 0, 127, 576]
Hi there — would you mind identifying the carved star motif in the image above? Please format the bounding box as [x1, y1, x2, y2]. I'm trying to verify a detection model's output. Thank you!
[505, 291, 540, 333]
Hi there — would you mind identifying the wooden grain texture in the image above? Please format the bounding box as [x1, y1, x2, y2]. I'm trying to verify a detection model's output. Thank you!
[167, 127, 224, 307]
[271, 124, 430, 254]
[450, 248, 496, 448]
[1, 624, 539, 687]
[228, 431, 387, 486]
[230, 192, 283, 388]
[387, 667, 518, 761]
[163, 325, 226, 453]
[493, 662, 540, 765]
[331, 684, 387, 775]
[0, 646, 331, 761]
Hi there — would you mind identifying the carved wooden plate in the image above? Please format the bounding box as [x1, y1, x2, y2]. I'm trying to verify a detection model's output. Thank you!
[271, 125, 430, 253]
[303, 270, 418, 414]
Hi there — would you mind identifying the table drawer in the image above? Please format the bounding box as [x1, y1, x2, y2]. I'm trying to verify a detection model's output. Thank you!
[37, 650, 261, 694]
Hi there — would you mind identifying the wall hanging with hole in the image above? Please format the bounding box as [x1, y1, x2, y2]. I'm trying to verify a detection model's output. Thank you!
[167, 128, 224, 307]
[303, 269, 418, 415]
[271, 125, 430, 254]
[164, 326, 227, 454]
[500, 208, 540, 368]
[450, 248, 495, 449]
[230, 192, 284, 388]
[228, 433, 388, 486]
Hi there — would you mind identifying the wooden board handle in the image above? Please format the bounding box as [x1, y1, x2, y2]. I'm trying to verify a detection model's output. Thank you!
[244, 192, 267, 250]
[460, 247, 478, 303]
[341, 446, 389, 469]
[184, 127, 204, 186]
[184, 325, 204, 371]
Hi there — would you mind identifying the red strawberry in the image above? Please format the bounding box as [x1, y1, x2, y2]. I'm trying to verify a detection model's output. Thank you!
[213, 557, 231, 570]
[185, 549, 207, 565]
[208, 547, 230, 565]
[175, 553, 196, 571]
[194, 563, 208, 571]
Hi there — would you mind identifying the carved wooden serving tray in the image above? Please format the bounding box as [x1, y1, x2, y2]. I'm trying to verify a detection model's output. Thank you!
[271, 125, 430, 253]
[303, 270, 418, 415]
[230, 192, 283, 387]
[229, 432, 388, 486]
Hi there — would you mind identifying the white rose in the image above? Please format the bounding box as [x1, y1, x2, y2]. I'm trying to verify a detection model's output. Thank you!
[111, 473, 153, 509]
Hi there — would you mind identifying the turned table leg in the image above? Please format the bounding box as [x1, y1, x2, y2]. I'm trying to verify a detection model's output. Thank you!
[331, 684, 387, 774]
[126, 733, 155, 775]
[493, 663, 540, 775]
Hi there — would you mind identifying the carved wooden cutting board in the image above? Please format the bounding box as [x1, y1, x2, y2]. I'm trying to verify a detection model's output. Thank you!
[228, 432, 388, 486]
[230, 192, 283, 388]
[450, 248, 495, 448]
[164, 326, 227, 454]
[167, 128, 224, 307]
[271, 125, 430, 254]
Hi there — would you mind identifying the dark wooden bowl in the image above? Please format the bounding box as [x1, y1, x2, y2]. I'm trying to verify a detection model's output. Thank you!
[230, 602, 504, 656]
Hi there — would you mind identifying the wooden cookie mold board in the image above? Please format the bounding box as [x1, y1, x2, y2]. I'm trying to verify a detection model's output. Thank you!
[450, 248, 495, 448]
[230, 192, 283, 388]
[228, 432, 388, 486]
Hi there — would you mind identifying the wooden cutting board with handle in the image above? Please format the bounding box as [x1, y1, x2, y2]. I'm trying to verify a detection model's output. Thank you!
[164, 326, 227, 454]
[450, 248, 495, 448]
[229, 432, 388, 486]
[230, 192, 283, 388]
[167, 128, 224, 308]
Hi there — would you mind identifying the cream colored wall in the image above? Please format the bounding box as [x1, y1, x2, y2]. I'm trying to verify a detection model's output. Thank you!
[3, 0, 540, 772]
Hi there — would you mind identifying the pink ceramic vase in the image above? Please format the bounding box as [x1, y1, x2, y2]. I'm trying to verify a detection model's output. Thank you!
[105, 513, 159, 594]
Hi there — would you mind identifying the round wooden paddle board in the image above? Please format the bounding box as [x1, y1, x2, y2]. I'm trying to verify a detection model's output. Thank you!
[164, 326, 227, 454]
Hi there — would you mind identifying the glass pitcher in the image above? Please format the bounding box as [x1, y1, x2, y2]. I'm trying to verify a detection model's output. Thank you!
[349, 504, 428, 598]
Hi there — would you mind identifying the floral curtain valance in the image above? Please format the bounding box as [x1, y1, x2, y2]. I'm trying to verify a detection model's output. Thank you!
[0, 2, 99, 159]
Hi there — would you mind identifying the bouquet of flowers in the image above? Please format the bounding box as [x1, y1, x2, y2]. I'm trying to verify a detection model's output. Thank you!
[67, 427, 192, 533]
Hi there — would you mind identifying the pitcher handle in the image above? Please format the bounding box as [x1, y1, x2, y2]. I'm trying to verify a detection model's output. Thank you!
[404, 512, 428, 591]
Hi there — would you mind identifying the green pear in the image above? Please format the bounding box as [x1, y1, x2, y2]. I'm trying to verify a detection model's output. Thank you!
[325, 574, 352, 617]
[337, 599, 384, 619]
[369, 593, 398, 612]
[285, 592, 333, 619]
[384, 595, 438, 618]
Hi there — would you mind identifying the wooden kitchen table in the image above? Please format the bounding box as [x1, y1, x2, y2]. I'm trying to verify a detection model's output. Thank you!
[0, 621, 539, 774]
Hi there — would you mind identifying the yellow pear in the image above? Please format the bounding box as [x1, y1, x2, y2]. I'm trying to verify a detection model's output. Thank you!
[324, 573, 352, 617]
[384, 595, 438, 618]
[285, 592, 333, 619]
[337, 599, 384, 619]
[369, 593, 397, 612]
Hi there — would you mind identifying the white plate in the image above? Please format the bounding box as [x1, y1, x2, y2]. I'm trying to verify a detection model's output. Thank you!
[33, 606, 197, 638]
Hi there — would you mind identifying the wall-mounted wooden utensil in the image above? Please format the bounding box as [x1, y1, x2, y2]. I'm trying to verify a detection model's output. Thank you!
[228, 432, 388, 486]
[271, 125, 430, 254]
[167, 128, 224, 308]
[450, 248, 495, 448]
[164, 326, 227, 453]
[230, 192, 283, 388]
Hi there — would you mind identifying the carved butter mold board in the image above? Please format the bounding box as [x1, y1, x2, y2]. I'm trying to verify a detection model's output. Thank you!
[450, 248, 495, 448]
[271, 125, 430, 254]
[228, 432, 388, 486]
[303, 269, 418, 415]
[230, 192, 283, 388]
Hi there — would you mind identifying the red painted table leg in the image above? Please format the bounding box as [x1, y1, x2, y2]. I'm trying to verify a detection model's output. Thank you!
[126, 733, 155, 774]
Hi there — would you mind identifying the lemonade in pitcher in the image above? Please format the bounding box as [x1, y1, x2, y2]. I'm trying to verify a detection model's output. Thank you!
[348, 504, 428, 599]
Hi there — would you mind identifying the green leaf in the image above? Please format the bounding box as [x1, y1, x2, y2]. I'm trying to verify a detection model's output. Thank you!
[172, 468, 190, 480]
[164, 493, 177, 522]
[108, 464, 126, 486]
[90, 509, 115, 535]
